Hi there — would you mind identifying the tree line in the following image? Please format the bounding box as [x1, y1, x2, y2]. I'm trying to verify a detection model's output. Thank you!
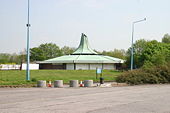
[0, 45, 76, 64]
[0, 33, 170, 69]
[116, 34, 170, 84]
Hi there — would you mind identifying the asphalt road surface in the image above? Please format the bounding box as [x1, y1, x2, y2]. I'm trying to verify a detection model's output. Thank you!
[1, 85, 170, 113]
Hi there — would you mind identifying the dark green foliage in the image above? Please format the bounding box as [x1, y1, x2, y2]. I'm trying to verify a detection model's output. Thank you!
[116, 69, 158, 85]
[125, 39, 148, 69]
[31, 78, 37, 82]
[30, 43, 77, 61]
[141, 41, 170, 67]
[116, 65, 170, 85]
[126, 38, 170, 69]
[30, 43, 62, 61]
[0, 44, 75, 64]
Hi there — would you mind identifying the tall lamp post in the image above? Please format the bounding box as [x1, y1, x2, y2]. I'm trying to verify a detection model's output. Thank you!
[26, 0, 31, 80]
[131, 18, 146, 70]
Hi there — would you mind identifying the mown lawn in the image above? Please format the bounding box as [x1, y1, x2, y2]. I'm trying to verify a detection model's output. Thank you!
[0, 70, 122, 85]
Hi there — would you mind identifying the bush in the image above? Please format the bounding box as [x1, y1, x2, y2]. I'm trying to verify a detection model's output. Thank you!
[116, 65, 170, 85]
[31, 78, 37, 82]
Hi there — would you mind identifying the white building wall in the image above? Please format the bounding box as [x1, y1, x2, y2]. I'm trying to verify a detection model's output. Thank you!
[22, 64, 39, 70]
[103, 64, 115, 70]
[76, 64, 89, 70]
[0, 64, 20, 70]
[89, 64, 102, 70]
[66, 64, 74, 70]
[65, 63, 116, 70]
[0, 64, 39, 70]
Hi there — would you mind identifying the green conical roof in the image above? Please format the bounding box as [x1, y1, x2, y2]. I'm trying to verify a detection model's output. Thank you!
[38, 33, 125, 64]
[72, 33, 98, 55]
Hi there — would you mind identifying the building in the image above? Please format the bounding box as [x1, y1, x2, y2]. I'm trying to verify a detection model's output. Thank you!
[38, 33, 124, 70]
[0, 64, 39, 70]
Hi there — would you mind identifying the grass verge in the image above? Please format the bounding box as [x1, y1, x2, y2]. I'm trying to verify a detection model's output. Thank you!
[0, 70, 122, 85]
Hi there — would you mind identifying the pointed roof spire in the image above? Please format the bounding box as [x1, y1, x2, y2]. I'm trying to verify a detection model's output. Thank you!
[72, 33, 98, 55]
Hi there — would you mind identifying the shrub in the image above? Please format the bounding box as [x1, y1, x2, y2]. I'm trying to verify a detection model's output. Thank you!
[116, 65, 170, 85]
[31, 78, 37, 82]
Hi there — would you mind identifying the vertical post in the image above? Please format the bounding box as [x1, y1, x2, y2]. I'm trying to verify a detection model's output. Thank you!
[130, 18, 146, 70]
[96, 68, 98, 79]
[131, 23, 134, 70]
[26, 0, 30, 80]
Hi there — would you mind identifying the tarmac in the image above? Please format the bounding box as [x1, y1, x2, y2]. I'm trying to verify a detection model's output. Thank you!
[1, 84, 170, 113]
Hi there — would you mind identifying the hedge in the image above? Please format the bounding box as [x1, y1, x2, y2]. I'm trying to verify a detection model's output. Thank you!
[116, 65, 170, 85]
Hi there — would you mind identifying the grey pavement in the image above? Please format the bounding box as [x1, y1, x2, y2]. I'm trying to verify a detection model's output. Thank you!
[0, 85, 170, 113]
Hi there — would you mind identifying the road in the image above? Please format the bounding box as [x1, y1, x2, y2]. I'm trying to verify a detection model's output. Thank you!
[0, 85, 170, 113]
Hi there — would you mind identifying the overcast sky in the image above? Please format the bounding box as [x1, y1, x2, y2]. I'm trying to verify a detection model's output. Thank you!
[0, 0, 170, 53]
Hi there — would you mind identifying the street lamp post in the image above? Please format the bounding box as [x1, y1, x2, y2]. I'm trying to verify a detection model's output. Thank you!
[131, 18, 146, 70]
[26, 0, 31, 80]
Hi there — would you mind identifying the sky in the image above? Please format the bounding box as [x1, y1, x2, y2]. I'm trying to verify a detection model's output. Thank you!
[0, 0, 170, 53]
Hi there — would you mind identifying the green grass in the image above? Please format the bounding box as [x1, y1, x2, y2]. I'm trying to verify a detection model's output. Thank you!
[0, 70, 122, 85]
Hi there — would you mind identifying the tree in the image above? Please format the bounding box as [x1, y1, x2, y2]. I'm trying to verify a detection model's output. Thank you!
[126, 39, 148, 68]
[61, 46, 76, 55]
[30, 43, 62, 61]
[162, 33, 170, 43]
[141, 40, 170, 67]
[133, 39, 148, 55]
[102, 49, 126, 60]
[9, 53, 21, 64]
[18, 49, 26, 63]
[0, 53, 11, 64]
[0, 53, 21, 64]
[125, 37, 170, 69]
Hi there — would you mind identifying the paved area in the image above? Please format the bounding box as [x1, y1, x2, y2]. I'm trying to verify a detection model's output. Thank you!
[1, 85, 170, 113]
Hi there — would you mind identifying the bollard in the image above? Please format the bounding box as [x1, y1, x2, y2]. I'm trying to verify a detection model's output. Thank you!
[70, 80, 79, 87]
[84, 80, 93, 87]
[37, 80, 46, 87]
[100, 77, 104, 84]
[54, 80, 63, 88]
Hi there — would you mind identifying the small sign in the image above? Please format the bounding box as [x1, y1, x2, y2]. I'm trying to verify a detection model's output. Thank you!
[96, 68, 102, 74]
